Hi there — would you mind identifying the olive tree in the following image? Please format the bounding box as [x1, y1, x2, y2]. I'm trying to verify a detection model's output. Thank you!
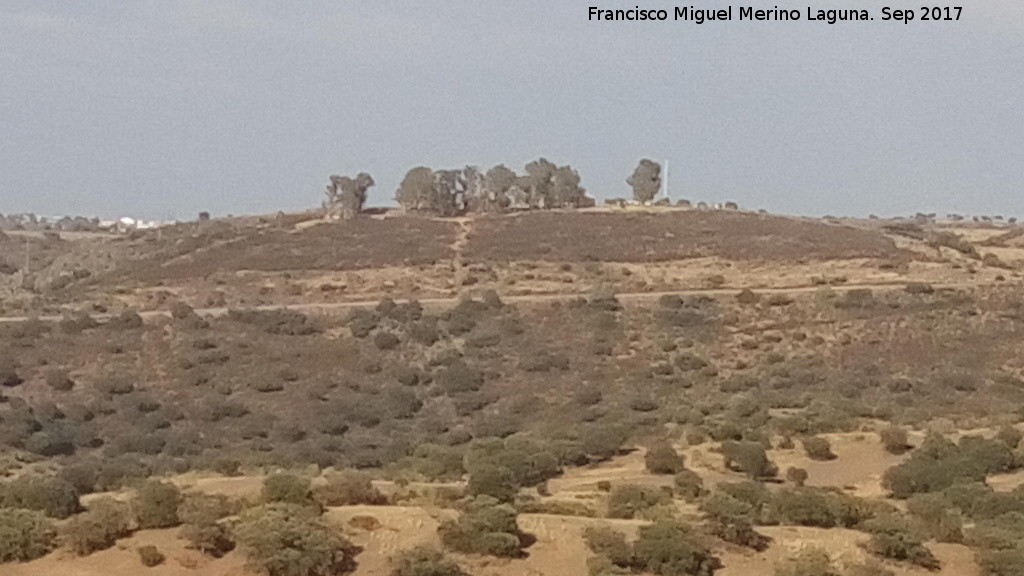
[628, 159, 662, 204]
[234, 504, 358, 576]
[396, 167, 435, 212]
[325, 173, 375, 220]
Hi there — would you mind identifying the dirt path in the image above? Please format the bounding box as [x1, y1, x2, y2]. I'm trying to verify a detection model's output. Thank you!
[0, 280, 993, 324]
[450, 218, 472, 296]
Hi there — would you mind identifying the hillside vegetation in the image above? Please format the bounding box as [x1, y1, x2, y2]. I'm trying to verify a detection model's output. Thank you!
[1, 209, 1024, 576]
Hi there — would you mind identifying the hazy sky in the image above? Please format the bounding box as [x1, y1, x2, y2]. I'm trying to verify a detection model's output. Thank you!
[1, 1, 1022, 219]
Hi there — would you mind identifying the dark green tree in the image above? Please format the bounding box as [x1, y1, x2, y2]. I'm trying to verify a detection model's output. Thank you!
[628, 159, 662, 203]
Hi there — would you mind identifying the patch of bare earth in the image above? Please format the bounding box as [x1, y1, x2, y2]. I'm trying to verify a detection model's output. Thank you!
[5, 529, 249, 576]
[769, 432, 913, 498]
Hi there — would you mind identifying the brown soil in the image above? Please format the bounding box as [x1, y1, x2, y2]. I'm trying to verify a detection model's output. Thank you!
[466, 211, 909, 263]
[119, 217, 458, 283]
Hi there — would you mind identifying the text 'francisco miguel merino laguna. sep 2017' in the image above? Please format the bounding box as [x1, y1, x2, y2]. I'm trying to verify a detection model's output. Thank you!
[587, 6, 964, 24]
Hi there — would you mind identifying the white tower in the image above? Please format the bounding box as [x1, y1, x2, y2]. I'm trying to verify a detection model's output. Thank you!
[662, 160, 670, 202]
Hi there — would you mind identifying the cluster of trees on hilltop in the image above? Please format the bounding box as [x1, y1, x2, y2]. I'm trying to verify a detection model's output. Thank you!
[324, 158, 668, 218]
[394, 159, 592, 216]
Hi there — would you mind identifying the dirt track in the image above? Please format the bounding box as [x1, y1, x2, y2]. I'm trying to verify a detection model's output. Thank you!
[0, 280, 988, 324]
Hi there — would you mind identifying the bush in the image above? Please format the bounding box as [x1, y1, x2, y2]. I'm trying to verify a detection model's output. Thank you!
[466, 464, 519, 503]
[879, 426, 911, 455]
[786, 467, 809, 487]
[700, 492, 755, 526]
[722, 441, 778, 479]
[170, 301, 197, 320]
[262, 473, 314, 506]
[520, 352, 570, 373]
[108, 308, 144, 329]
[408, 320, 440, 345]
[645, 442, 685, 475]
[965, 512, 1024, 550]
[0, 508, 56, 562]
[770, 488, 878, 530]
[736, 289, 759, 305]
[960, 435, 1016, 475]
[400, 443, 466, 482]
[942, 482, 995, 518]
[517, 499, 595, 517]
[98, 375, 135, 396]
[0, 359, 24, 387]
[580, 426, 628, 462]
[607, 484, 671, 520]
[997, 426, 1024, 449]
[347, 309, 380, 338]
[673, 470, 705, 502]
[60, 311, 99, 333]
[437, 362, 484, 395]
[375, 331, 401, 350]
[674, 352, 708, 372]
[719, 481, 773, 511]
[977, 548, 1024, 576]
[711, 514, 772, 551]
[584, 526, 633, 567]
[589, 554, 633, 576]
[906, 493, 963, 543]
[391, 546, 467, 576]
[862, 515, 940, 570]
[43, 368, 74, 391]
[773, 547, 835, 576]
[138, 545, 166, 567]
[802, 437, 836, 461]
[439, 496, 523, 558]
[234, 503, 358, 576]
[658, 294, 685, 309]
[632, 519, 722, 576]
[770, 488, 839, 528]
[179, 493, 240, 557]
[95, 455, 152, 491]
[396, 367, 422, 387]
[59, 461, 100, 494]
[0, 475, 81, 519]
[62, 497, 135, 556]
[314, 470, 386, 506]
[206, 398, 250, 421]
[464, 437, 560, 489]
[882, 434, 1014, 498]
[228, 308, 319, 335]
[136, 480, 181, 529]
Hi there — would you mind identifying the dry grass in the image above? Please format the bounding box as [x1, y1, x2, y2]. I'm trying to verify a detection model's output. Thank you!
[466, 211, 909, 263]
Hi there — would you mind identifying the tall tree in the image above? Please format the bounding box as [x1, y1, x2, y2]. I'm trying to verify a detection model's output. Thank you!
[325, 173, 374, 219]
[431, 169, 462, 216]
[522, 158, 558, 209]
[459, 166, 489, 213]
[628, 159, 662, 204]
[550, 165, 587, 208]
[395, 167, 434, 211]
[482, 165, 516, 213]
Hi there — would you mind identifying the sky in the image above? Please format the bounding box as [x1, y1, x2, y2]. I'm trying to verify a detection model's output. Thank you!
[1, 1, 1022, 220]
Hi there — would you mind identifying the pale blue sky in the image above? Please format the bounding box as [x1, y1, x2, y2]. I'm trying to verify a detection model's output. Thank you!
[1, 1, 1022, 219]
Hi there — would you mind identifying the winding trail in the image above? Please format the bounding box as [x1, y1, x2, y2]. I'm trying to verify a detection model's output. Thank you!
[450, 217, 473, 296]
